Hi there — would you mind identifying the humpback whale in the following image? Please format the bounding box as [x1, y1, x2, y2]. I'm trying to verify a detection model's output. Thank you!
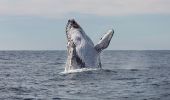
[65, 19, 114, 72]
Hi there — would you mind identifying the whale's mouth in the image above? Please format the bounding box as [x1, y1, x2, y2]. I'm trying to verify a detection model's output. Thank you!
[66, 19, 80, 33]
[68, 19, 80, 28]
[66, 19, 84, 44]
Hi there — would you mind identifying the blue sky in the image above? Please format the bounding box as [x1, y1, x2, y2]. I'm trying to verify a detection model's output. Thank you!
[0, 0, 170, 50]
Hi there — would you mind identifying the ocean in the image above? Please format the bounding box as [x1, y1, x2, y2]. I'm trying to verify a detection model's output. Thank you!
[0, 50, 170, 100]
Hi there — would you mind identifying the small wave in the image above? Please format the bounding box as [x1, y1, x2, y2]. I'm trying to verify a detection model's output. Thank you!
[60, 68, 99, 74]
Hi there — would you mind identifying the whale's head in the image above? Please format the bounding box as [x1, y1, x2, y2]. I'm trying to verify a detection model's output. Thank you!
[66, 19, 94, 47]
[65, 19, 114, 71]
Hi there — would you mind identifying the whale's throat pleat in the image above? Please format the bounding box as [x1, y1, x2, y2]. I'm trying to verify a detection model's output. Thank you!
[68, 40, 85, 69]
[75, 50, 85, 68]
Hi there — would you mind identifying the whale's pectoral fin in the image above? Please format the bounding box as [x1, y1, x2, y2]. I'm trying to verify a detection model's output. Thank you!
[95, 29, 114, 52]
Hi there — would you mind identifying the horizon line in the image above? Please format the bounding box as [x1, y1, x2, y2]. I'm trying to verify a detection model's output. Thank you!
[0, 49, 170, 51]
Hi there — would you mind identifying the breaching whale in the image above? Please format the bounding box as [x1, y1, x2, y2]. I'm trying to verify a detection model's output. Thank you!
[65, 19, 114, 72]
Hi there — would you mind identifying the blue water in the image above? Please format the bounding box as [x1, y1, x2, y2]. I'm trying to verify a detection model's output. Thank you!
[0, 50, 170, 100]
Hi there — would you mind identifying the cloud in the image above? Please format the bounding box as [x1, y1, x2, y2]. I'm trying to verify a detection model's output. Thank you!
[0, 0, 170, 18]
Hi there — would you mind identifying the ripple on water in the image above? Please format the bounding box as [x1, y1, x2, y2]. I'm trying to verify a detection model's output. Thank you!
[1, 51, 170, 100]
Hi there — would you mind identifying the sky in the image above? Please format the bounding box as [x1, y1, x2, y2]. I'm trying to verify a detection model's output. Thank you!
[0, 0, 170, 50]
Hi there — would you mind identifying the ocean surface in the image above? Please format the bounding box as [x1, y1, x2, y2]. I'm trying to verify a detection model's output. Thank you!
[0, 50, 170, 100]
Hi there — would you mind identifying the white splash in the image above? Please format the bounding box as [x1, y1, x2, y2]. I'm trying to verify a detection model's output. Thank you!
[61, 68, 98, 74]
